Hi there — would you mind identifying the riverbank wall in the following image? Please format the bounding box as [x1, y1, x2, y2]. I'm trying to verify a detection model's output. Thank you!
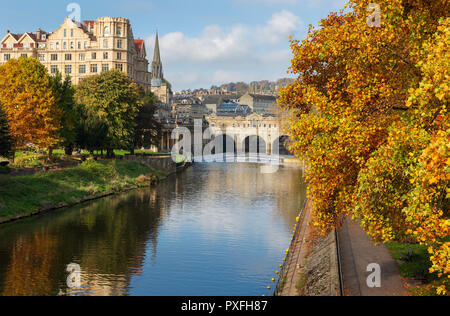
[277, 199, 341, 296]
[124, 155, 177, 173]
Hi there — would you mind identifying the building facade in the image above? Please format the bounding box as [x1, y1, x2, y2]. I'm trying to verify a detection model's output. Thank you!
[0, 17, 151, 89]
[238, 92, 277, 114]
[171, 96, 205, 121]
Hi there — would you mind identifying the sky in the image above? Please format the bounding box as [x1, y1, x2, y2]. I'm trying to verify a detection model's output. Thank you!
[0, 0, 347, 91]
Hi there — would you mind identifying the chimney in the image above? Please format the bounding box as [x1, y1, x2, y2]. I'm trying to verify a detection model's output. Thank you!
[6, 30, 10, 34]
[36, 27, 41, 40]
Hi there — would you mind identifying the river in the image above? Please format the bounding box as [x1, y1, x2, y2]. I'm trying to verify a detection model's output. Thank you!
[0, 162, 307, 296]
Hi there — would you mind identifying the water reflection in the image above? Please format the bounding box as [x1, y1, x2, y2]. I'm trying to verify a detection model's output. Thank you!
[0, 163, 306, 296]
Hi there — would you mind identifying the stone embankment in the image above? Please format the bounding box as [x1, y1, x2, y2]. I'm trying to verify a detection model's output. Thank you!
[278, 200, 341, 296]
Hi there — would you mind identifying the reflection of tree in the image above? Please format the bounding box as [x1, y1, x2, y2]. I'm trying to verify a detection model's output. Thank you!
[0, 164, 306, 296]
[0, 187, 172, 296]
[2, 233, 58, 296]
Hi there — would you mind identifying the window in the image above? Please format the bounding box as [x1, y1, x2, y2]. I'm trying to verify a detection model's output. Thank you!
[4, 54, 11, 61]
[63, 42, 67, 50]
[117, 52, 122, 60]
[102, 64, 109, 72]
[51, 65, 58, 74]
[79, 65, 86, 74]
[117, 39, 123, 49]
[38, 54, 45, 61]
[64, 65, 72, 74]
[91, 52, 97, 60]
[116, 26, 122, 36]
[51, 54, 58, 61]
[84, 41, 88, 49]
[78, 42, 81, 49]
[90, 64, 97, 73]
[21, 54, 27, 58]
[103, 40, 108, 48]
[56, 42, 60, 50]
[103, 52, 108, 60]
[70, 42, 74, 49]
[50, 43, 54, 50]
[79, 53, 85, 61]
[115, 63, 123, 71]
[65, 54, 72, 61]
[70, 29, 74, 37]
[6, 43, 13, 49]
[64, 29, 67, 37]
[38, 43, 46, 49]
[104, 26, 110, 36]
[24, 43, 30, 48]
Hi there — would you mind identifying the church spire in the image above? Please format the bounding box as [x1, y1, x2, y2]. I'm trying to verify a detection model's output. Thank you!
[151, 31, 163, 86]
[153, 31, 161, 64]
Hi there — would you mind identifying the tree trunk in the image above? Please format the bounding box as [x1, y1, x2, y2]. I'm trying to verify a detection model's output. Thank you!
[106, 148, 114, 158]
[65, 145, 73, 156]
[48, 148, 53, 161]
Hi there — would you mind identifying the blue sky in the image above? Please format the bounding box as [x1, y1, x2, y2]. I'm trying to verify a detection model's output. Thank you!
[0, 0, 347, 90]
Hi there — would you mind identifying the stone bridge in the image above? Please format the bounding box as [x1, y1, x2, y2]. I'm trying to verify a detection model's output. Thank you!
[158, 113, 292, 155]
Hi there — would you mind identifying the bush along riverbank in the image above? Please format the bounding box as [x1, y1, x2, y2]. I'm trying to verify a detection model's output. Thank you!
[0, 160, 168, 224]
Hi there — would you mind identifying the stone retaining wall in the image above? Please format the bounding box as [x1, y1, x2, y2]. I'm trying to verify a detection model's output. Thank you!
[304, 229, 340, 296]
[124, 155, 177, 174]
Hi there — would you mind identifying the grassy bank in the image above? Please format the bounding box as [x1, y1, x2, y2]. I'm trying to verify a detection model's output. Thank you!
[386, 242, 449, 296]
[0, 160, 167, 223]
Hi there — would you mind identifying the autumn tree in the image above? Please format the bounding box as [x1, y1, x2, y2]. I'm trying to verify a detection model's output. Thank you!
[0, 57, 62, 159]
[0, 104, 12, 158]
[74, 70, 141, 157]
[279, 0, 449, 293]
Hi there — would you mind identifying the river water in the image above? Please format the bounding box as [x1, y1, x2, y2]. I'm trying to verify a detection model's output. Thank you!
[0, 162, 306, 296]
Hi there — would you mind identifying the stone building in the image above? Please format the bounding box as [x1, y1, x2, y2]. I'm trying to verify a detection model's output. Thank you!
[238, 92, 277, 114]
[150, 32, 172, 105]
[0, 17, 151, 89]
[171, 96, 205, 121]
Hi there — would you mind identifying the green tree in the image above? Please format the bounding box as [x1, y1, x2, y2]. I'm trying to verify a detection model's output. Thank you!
[0, 104, 12, 158]
[50, 72, 78, 156]
[74, 70, 141, 157]
[131, 89, 161, 154]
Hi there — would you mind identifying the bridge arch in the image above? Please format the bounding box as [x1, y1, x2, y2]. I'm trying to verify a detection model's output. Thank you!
[242, 135, 267, 154]
[272, 135, 293, 155]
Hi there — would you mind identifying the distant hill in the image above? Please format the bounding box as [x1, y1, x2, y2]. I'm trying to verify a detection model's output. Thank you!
[211, 78, 294, 94]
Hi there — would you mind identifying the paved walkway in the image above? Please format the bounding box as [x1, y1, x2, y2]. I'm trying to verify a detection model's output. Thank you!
[338, 216, 407, 296]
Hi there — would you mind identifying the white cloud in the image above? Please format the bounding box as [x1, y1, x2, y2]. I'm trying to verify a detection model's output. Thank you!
[146, 10, 304, 90]
[235, 0, 347, 7]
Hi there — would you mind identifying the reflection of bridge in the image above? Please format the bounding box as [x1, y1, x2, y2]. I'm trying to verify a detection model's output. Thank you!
[158, 113, 292, 155]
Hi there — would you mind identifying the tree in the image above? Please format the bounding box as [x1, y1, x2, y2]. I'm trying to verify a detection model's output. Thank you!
[0, 104, 12, 158]
[50, 72, 78, 156]
[279, 0, 449, 293]
[74, 70, 141, 157]
[0, 57, 62, 159]
[131, 89, 161, 154]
